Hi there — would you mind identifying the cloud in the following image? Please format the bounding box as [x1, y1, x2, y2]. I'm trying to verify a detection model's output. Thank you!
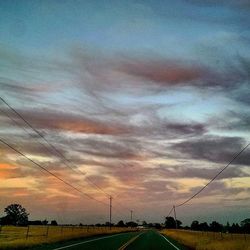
[74, 137, 146, 160]
[1, 46, 250, 223]
[0, 163, 23, 179]
[0, 102, 208, 148]
[208, 110, 250, 132]
[178, 165, 248, 179]
[172, 136, 250, 165]
[0, 80, 46, 97]
[116, 58, 206, 86]
[4, 108, 130, 136]
[68, 50, 249, 103]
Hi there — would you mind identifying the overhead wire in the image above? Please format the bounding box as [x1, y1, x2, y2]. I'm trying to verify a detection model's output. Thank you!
[166, 141, 250, 216]
[176, 142, 250, 208]
[0, 96, 135, 218]
[0, 96, 110, 197]
[0, 105, 111, 198]
[166, 206, 174, 217]
[0, 137, 109, 206]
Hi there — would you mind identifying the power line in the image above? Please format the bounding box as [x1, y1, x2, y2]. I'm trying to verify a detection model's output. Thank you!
[0, 137, 109, 206]
[0, 96, 110, 197]
[166, 206, 174, 217]
[0, 131, 134, 222]
[166, 142, 250, 217]
[0, 107, 58, 156]
[0, 96, 136, 218]
[0, 105, 110, 197]
[176, 142, 250, 208]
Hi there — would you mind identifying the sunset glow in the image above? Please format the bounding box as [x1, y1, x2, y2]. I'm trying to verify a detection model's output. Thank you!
[0, 0, 250, 226]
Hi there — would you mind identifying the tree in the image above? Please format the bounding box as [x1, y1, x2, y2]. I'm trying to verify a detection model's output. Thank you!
[28, 220, 42, 225]
[0, 216, 12, 225]
[126, 221, 138, 227]
[4, 204, 29, 226]
[42, 219, 48, 225]
[225, 222, 231, 233]
[241, 218, 250, 233]
[231, 223, 241, 233]
[191, 221, 200, 231]
[210, 221, 223, 232]
[153, 223, 162, 229]
[176, 219, 182, 228]
[165, 217, 176, 229]
[105, 221, 114, 227]
[51, 220, 58, 226]
[199, 222, 209, 231]
[117, 220, 125, 227]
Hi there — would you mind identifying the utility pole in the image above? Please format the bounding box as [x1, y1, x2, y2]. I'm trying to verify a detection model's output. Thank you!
[109, 196, 112, 230]
[130, 210, 133, 222]
[173, 205, 178, 229]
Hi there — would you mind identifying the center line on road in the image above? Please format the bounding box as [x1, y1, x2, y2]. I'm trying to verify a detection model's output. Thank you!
[118, 232, 144, 250]
[160, 234, 180, 250]
[52, 232, 133, 250]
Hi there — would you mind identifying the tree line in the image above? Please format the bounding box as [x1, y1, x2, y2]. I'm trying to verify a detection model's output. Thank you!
[1, 204, 249, 234]
[0, 204, 139, 228]
[165, 216, 250, 234]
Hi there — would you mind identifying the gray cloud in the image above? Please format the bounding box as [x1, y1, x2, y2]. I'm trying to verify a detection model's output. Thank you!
[209, 110, 250, 132]
[172, 136, 250, 165]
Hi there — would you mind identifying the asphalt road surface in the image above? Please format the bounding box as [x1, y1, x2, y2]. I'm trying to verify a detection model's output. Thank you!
[33, 230, 188, 250]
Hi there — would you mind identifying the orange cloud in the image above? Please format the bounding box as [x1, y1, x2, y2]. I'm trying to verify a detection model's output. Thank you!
[56, 119, 127, 135]
[17, 109, 130, 135]
[0, 163, 18, 179]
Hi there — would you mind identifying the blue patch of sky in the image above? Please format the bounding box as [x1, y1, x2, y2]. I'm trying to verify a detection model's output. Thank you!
[0, 0, 245, 62]
[157, 92, 232, 123]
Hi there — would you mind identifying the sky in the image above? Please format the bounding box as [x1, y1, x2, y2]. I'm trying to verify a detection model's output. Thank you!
[0, 0, 250, 226]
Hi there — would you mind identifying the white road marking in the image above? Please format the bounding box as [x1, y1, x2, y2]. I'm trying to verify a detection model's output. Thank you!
[160, 234, 181, 250]
[52, 232, 134, 250]
[118, 232, 144, 250]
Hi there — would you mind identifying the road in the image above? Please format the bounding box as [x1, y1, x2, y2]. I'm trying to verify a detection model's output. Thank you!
[33, 230, 188, 250]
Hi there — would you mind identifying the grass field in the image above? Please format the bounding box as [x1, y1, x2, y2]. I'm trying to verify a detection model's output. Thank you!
[0, 225, 136, 249]
[161, 229, 250, 250]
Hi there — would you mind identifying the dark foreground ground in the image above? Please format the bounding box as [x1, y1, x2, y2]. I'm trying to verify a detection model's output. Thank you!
[32, 230, 189, 250]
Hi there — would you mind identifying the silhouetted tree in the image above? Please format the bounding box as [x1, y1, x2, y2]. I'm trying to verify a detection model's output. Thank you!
[199, 222, 209, 231]
[210, 221, 223, 232]
[241, 218, 250, 233]
[126, 221, 138, 227]
[117, 220, 125, 227]
[105, 222, 114, 227]
[231, 223, 241, 233]
[42, 219, 48, 225]
[28, 220, 42, 225]
[176, 220, 182, 228]
[51, 220, 58, 226]
[153, 223, 162, 229]
[3, 204, 29, 226]
[225, 222, 231, 232]
[191, 220, 200, 231]
[0, 216, 12, 225]
[165, 217, 176, 229]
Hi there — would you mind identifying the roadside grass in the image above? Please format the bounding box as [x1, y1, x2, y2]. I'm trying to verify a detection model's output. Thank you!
[161, 229, 250, 250]
[0, 225, 135, 249]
